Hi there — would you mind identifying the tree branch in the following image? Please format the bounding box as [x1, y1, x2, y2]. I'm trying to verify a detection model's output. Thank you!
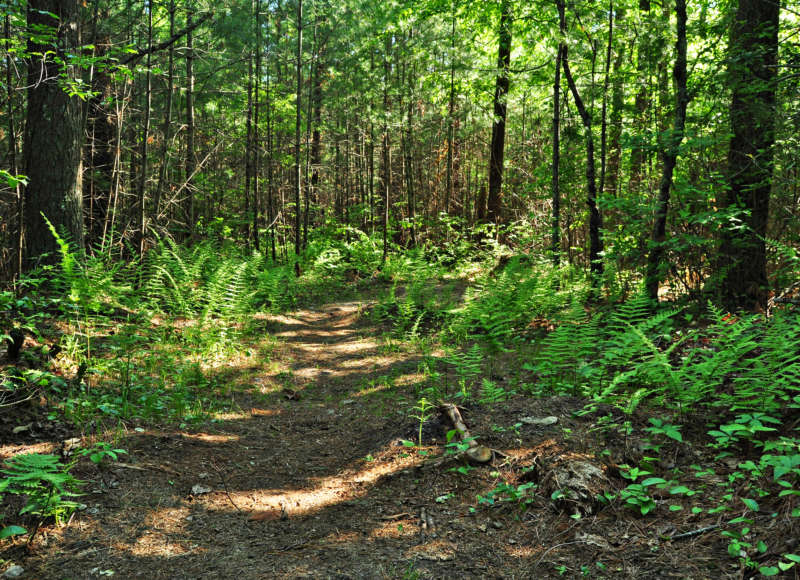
[120, 12, 212, 66]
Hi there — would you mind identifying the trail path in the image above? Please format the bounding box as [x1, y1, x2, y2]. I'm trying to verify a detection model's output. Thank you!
[10, 299, 726, 579]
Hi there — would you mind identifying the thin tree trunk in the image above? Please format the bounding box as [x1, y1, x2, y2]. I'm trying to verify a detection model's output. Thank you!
[629, 0, 651, 192]
[245, 46, 254, 247]
[253, 0, 261, 252]
[486, 0, 511, 227]
[605, 14, 626, 197]
[136, 1, 153, 257]
[645, 0, 688, 300]
[6, 13, 22, 280]
[381, 34, 391, 264]
[445, 6, 456, 215]
[294, 0, 303, 274]
[552, 44, 563, 265]
[303, 14, 316, 249]
[558, 0, 603, 281]
[184, 3, 196, 239]
[153, 0, 175, 224]
[598, 0, 613, 197]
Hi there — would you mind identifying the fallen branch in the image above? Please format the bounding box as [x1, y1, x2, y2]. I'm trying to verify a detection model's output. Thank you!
[439, 402, 493, 464]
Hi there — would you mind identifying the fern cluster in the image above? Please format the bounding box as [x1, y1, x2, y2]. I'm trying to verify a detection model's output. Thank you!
[448, 257, 584, 348]
[530, 295, 800, 417]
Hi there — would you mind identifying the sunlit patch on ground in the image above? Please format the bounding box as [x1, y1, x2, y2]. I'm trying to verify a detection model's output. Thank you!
[369, 518, 419, 539]
[180, 432, 239, 444]
[0, 441, 58, 459]
[204, 446, 425, 518]
[506, 544, 536, 558]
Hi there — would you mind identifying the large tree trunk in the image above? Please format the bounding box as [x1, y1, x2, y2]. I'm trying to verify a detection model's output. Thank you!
[486, 0, 511, 227]
[645, 0, 688, 300]
[717, 0, 780, 310]
[23, 0, 85, 267]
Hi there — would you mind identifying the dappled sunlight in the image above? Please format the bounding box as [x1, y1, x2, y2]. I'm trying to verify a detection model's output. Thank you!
[369, 518, 419, 540]
[180, 432, 240, 444]
[505, 544, 536, 558]
[0, 441, 58, 459]
[122, 507, 194, 558]
[203, 447, 425, 518]
[338, 355, 396, 370]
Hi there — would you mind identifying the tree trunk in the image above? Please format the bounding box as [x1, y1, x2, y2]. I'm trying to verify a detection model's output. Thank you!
[445, 7, 456, 215]
[598, 1, 614, 197]
[486, 0, 511, 227]
[253, 0, 261, 252]
[628, 0, 651, 193]
[645, 0, 688, 300]
[153, 0, 176, 226]
[5, 12, 22, 279]
[717, 0, 779, 310]
[552, 44, 563, 265]
[381, 34, 391, 264]
[184, 3, 196, 239]
[604, 15, 626, 198]
[245, 46, 254, 247]
[136, 2, 153, 257]
[294, 0, 303, 273]
[23, 0, 85, 268]
[557, 0, 603, 282]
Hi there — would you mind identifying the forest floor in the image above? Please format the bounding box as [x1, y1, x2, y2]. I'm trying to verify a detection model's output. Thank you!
[0, 292, 780, 579]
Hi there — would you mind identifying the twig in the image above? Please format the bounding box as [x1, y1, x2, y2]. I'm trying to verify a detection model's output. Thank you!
[211, 459, 243, 513]
[669, 524, 721, 541]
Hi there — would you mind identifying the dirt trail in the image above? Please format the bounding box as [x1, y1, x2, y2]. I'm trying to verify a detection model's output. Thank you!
[6, 300, 729, 579]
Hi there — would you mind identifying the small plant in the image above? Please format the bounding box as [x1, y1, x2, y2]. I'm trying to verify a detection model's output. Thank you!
[78, 442, 127, 467]
[409, 396, 435, 447]
[644, 417, 683, 442]
[0, 453, 84, 535]
[618, 464, 663, 515]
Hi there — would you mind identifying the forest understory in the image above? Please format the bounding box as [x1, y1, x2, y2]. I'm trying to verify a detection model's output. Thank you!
[1, 246, 799, 579]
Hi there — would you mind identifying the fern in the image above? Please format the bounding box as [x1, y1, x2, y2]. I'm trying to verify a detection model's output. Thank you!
[0, 454, 84, 526]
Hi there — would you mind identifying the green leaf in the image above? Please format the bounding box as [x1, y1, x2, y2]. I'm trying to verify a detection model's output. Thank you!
[0, 525, 27, 539]
[742, 498, 759, 511]
[641, 477, 666, 487]
[759, 566, 779, 576]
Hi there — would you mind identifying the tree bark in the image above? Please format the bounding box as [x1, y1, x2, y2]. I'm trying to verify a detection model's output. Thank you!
[5, 12, 22, 279]
[135, 2, 153, 257]
[184, 3, 196, 239]
[153, 0, 176, 225]
[23, 0, 85, 267]
[381, 34, 391, 264]
[557, 0, 603, 281]
[717, 0, 780, 310]
[486, 0, 511, 227]
[294, 0, 303, 273]
[253, 0, 262, 252]
[645, 0, 688, 301]
[552, 44, 563, 265]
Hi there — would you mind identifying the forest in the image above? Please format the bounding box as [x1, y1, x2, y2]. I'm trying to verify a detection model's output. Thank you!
[1, 0, 799, 577]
